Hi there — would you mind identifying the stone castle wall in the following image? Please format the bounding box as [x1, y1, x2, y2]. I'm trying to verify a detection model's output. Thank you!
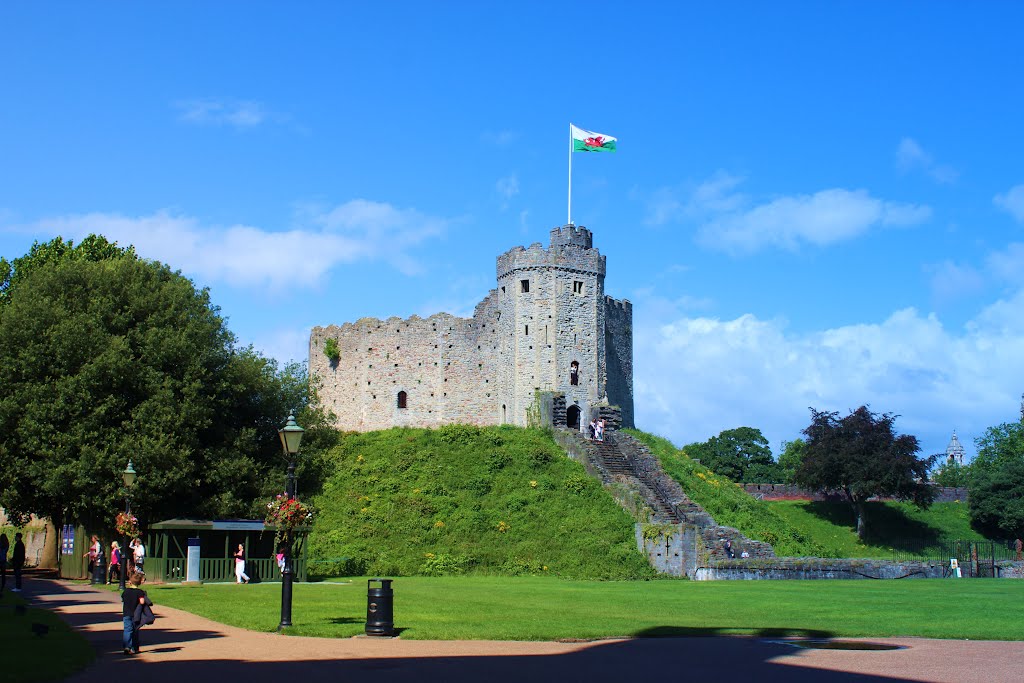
[311, 225, 634, 431]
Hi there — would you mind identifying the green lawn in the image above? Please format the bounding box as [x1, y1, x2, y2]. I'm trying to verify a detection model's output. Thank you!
[147, 576, 1024, 641]
[1, 591, 95, 682]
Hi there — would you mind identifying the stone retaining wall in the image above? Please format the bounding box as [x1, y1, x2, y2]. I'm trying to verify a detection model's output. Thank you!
[742, 483, 969, 503]
[695, 558, 948, 581]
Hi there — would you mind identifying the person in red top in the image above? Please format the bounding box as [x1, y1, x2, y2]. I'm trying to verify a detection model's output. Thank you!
[234, 543, 250, 584]
[108, 541, 122, 584]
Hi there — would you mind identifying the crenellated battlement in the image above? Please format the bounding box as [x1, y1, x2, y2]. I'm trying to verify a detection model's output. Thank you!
[604, 295, 632, 312]
[497, 226, 605, 279]
[549, 224, 593, 249]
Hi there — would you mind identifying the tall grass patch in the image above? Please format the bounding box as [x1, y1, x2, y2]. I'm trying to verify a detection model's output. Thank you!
[308, 425, 654, 579]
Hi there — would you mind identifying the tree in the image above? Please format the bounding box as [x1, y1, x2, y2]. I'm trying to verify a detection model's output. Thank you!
[932, 460, 969, 488]
[778, 438, 806, 484]
[968, 423, 1024, 538]
[685, 427, 781, 483]
[0, 250, 333, 537]
[0, 234, 134, 306]
[795, 406, 936, 540]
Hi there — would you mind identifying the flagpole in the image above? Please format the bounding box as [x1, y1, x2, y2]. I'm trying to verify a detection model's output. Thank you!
[567, 124, 573, 225]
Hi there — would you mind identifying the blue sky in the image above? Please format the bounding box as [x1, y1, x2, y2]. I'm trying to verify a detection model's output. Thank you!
[3, 2, 1024, 462]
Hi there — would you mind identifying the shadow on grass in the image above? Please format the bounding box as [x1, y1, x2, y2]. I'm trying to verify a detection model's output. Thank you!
[801, 502, 943, 547]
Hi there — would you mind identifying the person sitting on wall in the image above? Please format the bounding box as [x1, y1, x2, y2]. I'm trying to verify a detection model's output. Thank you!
[724, 539, 735, 559]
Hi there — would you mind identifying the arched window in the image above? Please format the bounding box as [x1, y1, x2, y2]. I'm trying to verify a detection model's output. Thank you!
[397, 391, 407, 409]
[570, 361, 579, 386]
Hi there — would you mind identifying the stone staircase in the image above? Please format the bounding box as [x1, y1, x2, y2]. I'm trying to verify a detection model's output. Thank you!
[586, 438, 681, 522]
[552, 427, 776, 576]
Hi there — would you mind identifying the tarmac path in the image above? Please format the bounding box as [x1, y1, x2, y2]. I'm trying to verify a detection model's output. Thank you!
[18, 576, 1024, 683]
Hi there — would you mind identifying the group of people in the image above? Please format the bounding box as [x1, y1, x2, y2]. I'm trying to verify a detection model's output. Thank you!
[83, 535, 146, 584]
[234, 543, 289, 584]
[0, 532, 27, 593]
[587, 417, 606, 441]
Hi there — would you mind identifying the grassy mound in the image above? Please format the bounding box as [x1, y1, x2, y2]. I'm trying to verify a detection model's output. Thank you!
[308, 424, 655, 579]
[627, 429, 991, 558]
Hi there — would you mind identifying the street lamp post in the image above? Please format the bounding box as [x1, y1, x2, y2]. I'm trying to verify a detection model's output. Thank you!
[277, 413, 304, 629]
[119, 461, 137, 591]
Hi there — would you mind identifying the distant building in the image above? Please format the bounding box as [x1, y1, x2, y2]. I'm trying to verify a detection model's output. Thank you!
[945, 430, 965, 467]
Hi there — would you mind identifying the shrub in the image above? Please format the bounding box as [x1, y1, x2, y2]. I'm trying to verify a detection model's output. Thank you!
[324, 338, 340, 363]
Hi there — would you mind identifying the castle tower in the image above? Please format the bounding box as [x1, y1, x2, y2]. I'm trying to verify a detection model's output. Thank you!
[310, 223, 633, 432]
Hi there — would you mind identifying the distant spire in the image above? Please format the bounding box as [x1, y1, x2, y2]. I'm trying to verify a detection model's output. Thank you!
[946, 430, 965, 467]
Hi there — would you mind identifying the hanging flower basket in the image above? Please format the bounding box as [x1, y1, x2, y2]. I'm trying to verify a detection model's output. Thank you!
[115, 512, 141, 538]
[265, 493, 316, 549]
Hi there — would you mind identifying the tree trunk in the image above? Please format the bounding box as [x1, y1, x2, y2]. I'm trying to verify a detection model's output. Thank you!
[39, 518, 59, 569]
[854, 500, 867, 540]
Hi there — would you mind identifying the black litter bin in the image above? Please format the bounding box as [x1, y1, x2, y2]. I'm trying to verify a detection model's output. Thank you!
[365, 578, 394, 636]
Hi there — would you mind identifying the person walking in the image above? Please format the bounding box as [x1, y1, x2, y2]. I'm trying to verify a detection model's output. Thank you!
[121, 571, 148, 655]
[11, 532, 26, 591]
[108, 541, 122, 584]
[83, 535, 100, 576]
[234, 543, 249, 584]
[0, 533, 9, 593]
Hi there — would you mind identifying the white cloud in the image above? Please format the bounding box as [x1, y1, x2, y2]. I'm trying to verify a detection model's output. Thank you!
[251, 326, 312, 366]
[633, 291, 1024, 459]
[643, 174, 931, 253]
[994, 184, 1024, 223]
[987, 243, 1024, 285]
[896, 137, 958, 184]
[926, 260, 984, 302]
[12, 200, 449, 288]
[696, 188, 931, 253]
[175, 98, 274, 128]
[496, 175, 520, 209]
[481, 130, 517, 146]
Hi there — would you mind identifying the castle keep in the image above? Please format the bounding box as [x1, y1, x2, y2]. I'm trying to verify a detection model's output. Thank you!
[310, 224, 633, 432]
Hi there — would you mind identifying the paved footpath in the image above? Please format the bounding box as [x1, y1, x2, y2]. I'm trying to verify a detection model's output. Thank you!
[20, 577, 1024, 683]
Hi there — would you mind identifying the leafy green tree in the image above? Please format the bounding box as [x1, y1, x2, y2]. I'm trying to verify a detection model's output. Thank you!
[932, 460, 969, 488]
[778, 438, 806, 484]
[685, 426, 780, 483]
[0, 251, 333, 537]
[0, 234, 134, 306]
[968, 423, 1024, 538]
[795, 406, 936, 540]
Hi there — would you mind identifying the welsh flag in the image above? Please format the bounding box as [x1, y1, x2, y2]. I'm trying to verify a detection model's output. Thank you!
[571, 124, 617, 152]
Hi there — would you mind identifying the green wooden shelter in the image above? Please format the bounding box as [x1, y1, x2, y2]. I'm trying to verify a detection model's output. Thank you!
[147, 518, 308, 583]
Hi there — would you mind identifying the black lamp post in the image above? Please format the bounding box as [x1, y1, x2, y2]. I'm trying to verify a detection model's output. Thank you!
[119, 460, 137, 590]
[277, 413, 304, 629]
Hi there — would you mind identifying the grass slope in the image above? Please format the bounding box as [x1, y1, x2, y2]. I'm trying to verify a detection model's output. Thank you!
[626, 429, 989, 558]
[768, 500, 986, 558]
[308, 424, 654, 579]
[149, 576, 1024, 641]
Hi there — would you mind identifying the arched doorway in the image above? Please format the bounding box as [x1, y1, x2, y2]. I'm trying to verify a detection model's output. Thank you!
[566, 405, 581, 430]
